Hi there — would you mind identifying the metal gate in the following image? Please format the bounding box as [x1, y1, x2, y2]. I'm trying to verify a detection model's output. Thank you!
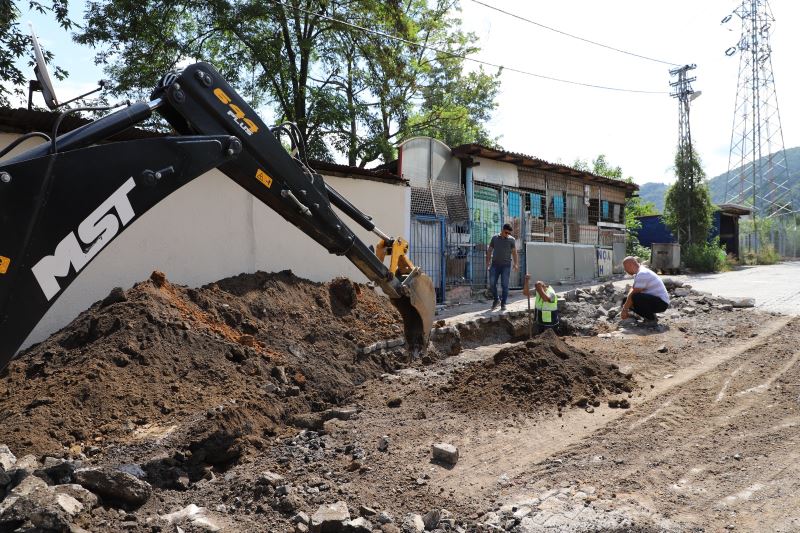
[409, 215, 446, 302]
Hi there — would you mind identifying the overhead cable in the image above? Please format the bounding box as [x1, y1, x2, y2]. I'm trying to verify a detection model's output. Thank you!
[267, 0, 669, 94]
[469, 0, 682, 67]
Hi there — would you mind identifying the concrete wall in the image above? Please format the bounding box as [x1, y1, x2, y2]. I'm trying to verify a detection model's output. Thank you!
[574, 245, 598, 281]
[526, 243, 613, 283]
[526, 243, 574, 281]
[0, 133, 47, 159]
[9, 149, 410, 349]
[470, 157, 519, 188]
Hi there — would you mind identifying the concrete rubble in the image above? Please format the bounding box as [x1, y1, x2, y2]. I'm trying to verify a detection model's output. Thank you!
[0, 445, 163, 530]
[431, 443, 459, 465]
[559, 278, 754, 334]
[160, 503, 221, 531]
[484, 484, 684, 532]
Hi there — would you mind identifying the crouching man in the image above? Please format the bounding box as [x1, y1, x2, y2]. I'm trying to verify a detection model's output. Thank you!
[534, 280, 559, 333]
[621, 256, 670, 326]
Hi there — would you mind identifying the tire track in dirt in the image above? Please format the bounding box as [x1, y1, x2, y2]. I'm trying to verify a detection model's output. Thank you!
[507, 316, 800, 530]
[431, 316, 793, 499]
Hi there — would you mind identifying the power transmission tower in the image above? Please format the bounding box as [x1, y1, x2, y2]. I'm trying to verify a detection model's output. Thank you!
[722, 0, 793, 254]
[669, 64, 699, 244]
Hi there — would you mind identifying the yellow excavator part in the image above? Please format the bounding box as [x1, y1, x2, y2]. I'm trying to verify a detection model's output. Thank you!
[376, 237, 435, 356]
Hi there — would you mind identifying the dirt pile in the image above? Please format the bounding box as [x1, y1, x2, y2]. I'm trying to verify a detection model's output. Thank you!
[0, 270, 405, 458]
[445, 329, 635, 414]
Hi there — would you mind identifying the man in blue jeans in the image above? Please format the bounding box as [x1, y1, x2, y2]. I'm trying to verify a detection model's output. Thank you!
[486, 223, 519, 311]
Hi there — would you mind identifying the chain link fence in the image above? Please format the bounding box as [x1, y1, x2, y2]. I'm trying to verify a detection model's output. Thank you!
[738, 215, 800, 260]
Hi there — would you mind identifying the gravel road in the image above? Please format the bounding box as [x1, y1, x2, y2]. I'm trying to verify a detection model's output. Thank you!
[667, 262, 800, 315]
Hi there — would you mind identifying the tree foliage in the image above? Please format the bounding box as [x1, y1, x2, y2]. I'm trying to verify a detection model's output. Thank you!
[73, 0, 500, 166]
[0, 1, 72, 106]
[662, 146, 713, 247]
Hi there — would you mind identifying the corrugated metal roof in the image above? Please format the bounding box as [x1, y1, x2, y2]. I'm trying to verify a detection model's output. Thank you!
[0, 107, 406, 184]
[717, 203, 751, 216]
[451, 143, 639, 194]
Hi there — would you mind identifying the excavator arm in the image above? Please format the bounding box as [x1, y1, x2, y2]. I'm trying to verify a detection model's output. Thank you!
[0, 62, 434, 371]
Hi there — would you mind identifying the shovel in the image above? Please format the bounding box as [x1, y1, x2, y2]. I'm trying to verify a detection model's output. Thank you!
[523, 274, 533, 339]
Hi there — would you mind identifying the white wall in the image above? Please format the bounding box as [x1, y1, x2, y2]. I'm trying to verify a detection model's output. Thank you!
[252, 174, 411, 283]
[15, 160, 409, 350]
[470, 157, 519, 187]
[0, 133, 47, 159]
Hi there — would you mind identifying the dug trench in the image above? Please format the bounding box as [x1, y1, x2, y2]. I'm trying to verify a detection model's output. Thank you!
[0, 270, 775, 532]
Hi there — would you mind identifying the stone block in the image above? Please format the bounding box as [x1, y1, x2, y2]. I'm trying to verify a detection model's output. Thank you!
[311, 501, 350, 533]
[431, 443, 459, 465]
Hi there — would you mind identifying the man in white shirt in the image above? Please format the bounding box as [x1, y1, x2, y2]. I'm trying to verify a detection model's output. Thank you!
[620, 256, 670, 325]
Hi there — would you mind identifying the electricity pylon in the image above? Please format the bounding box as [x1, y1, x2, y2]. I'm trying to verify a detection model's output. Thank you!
[722, 0, 793, 253]
[669, 64, 700, 245]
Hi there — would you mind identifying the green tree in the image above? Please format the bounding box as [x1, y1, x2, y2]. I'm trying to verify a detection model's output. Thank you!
[74, 0, 499, 165]
[624, 189, 657, 256]
[662, 146, 713, 247]
[0, 1, 72, 106]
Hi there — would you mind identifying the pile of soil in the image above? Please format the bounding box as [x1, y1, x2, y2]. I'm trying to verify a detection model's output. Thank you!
[0, 270, 405, 459]
[445, 329, 635, 414]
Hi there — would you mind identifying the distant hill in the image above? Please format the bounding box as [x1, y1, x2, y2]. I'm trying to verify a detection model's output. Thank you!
[707, 146, 800, 206]
[637, 146, 800, 213]
[637, 182, 668, 212]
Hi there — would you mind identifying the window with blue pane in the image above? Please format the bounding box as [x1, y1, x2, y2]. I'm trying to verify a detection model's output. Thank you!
[529, 193, 543, 218]
[552, 195, 565, 219]
[601, 200, 610, 220]
[507, 191, 521, 218]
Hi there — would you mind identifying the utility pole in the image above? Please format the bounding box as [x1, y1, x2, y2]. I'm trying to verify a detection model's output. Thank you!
[722, 0, 793, 256]
[669, 64, 699, 245]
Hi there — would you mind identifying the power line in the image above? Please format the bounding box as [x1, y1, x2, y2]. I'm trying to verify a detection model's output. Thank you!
[268, 0, 669, 95]
[469, 0, 682, 67]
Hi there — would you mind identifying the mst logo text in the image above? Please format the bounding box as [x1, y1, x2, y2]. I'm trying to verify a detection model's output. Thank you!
[32, 178, 137, 301]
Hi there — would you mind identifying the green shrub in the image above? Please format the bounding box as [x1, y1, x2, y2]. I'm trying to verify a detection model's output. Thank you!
[722, 253, 738, 271]
[757, 244, 780, 265]
[683, 239, 726, 272]
[742, 243, 780, 265]
[631, 243, 650, 264]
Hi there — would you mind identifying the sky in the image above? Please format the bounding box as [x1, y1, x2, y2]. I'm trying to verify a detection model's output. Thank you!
[13, 0, 800, 186]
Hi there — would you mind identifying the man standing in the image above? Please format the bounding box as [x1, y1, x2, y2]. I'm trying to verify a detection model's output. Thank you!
[621, 256, 670, 325]
[486, 223, 519, 311]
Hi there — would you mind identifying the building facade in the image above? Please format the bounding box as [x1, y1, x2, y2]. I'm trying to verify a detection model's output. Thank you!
[398, 138, 638, 302]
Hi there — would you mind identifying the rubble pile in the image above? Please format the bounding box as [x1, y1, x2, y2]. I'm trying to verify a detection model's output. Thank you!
[558, 279, 755, 334]
[478, 484, 682, 532]
[559, 282, 628, 335]
[0, 443, 154, 531]
[445, 329, 635, 415]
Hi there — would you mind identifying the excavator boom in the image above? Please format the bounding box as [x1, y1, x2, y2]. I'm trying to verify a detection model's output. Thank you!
[0, 62, 434, 370]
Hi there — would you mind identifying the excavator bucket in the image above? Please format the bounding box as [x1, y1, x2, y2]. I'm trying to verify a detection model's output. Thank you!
[391, 268, 436, 357]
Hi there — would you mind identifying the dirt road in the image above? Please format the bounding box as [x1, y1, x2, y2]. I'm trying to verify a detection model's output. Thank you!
[499, 315, 800, 531]
[312, 308, 797, 532]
